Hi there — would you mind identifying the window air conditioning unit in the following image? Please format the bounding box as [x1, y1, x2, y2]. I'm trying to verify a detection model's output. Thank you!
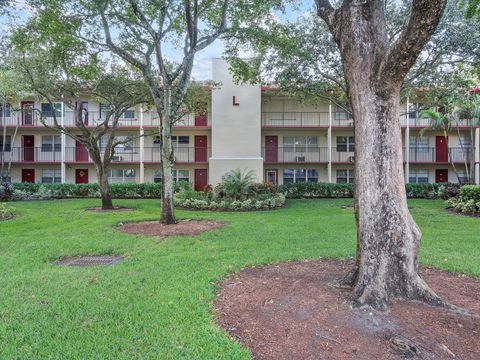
[295, 156, 306, 162]
[348, 155, 355, 163]
[112, 155, 123, 162]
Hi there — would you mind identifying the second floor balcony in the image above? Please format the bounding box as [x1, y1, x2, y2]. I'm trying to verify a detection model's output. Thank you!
[0, 146, 211, 164]
[406, 147, 474, 163]
[0, 110, 211, 128]
[261, 147, 355, 163]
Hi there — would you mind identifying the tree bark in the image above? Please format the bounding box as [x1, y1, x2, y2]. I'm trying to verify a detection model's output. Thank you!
[95, 163, 114, 210]
[348, 85, 443, 310]
[159, 90, 177, 225]
[317, 0, 447, 310]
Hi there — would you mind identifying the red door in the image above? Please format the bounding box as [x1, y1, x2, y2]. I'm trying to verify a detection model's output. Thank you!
[23, 135, 35, 161]
[75, 169, 89, 184]
[265, 136, 278, 163]
[194, 169, 208, 191]
[75, 141, 89, 162]
[21, 169, 35, 183]
[435, 169, 448, 183]
[194, 136, 208, 162]
[436, 136, 448, 162]
[194, 114, 207, 126]
[21, 101, 34, 125]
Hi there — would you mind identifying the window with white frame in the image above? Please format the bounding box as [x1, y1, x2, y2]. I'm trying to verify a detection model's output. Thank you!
[100, 135, 135, 153]
[459, 136, 472, 148]
[40, 103, 61, 118]
[408, 103, 423, 119]
[153, 169, 190, 183]
[457, 170, 469, 184]
[283, 136, 318, 152]
[336, 169, 354, 183]
[173, 136, 190, 147]
[335, 105, 349, 120]
[108, 169, 136, 183]
[41, 169, 61, 183]
[152, 136, 189, 149]
[409, 169, 429, 183]
[41, 135, 61, 152]
[99, 104, 111, 119]
[0, 103, 11, 118]
[336, 136, 355, 152]
[410, 135, 429, 149]
[0, 135, 11, 152]
[121, 108, 136, 119]
[283, 169, 318, 184]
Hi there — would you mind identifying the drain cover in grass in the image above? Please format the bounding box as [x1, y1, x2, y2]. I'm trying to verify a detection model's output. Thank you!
[56, 255, 124, 267]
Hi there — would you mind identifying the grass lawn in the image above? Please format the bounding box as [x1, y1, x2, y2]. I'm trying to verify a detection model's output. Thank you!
[0, 198, 478, 359]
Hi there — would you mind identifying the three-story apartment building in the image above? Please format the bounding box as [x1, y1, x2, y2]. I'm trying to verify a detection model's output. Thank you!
[1, 58, 480, 188]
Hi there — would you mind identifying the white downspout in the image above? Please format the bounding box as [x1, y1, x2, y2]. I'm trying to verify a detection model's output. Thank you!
[61, 100, 66, 184]
[139, 105, 145, 183]
[328, 101, 332, 183]
[475, 127, 480, 185]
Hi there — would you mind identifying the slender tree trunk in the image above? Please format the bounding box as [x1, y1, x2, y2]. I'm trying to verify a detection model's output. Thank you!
[159, 90, 176, 225]
[96, 164, 114, 210]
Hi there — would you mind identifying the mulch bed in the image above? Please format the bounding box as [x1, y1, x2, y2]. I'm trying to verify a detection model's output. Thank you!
[215, 259, 480, 360]
[117, 219, 224, 238]
[85, 207, 133, 212]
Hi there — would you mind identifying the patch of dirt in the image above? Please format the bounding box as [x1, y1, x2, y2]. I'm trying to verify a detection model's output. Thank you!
[85, 207, 133, 212]
[0, 215, 15, 221]
[214, 259, 480, 360]
[446, 208, 480, 218]
[117, 219, 224, 238]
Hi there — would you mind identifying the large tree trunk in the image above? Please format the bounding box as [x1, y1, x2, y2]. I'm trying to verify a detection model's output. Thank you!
[346, 84, 442, 310]
[96, 165, 114, 210]
[316, 0, 447, 310]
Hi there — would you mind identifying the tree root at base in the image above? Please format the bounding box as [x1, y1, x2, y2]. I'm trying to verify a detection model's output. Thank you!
[336, 269, 480, 319]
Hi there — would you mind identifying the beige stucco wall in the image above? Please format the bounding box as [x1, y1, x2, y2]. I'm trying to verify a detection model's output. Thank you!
[209, 58, 263, 184]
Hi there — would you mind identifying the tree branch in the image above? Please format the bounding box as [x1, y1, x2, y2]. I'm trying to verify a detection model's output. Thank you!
[315, 0, 335, 28]
[381, 0, 447, 85]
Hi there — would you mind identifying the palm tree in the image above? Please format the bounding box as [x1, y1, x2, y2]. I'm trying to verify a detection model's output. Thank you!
[220, 168, 256, 200]
[419, 99, 476, 184]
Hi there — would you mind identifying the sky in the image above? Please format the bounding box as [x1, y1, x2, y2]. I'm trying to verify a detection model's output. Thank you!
[0, 1, 314, 80]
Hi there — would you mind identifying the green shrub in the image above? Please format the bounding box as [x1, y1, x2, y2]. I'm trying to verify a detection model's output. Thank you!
[278, 182, 354, 198]
[9, 182, 166, 200]
[174, 180, 285, 211]
[278, 182, 460, 200]
[0, 203, 16, 220]
[217, 168, 256, 200]
[447, 185, 480, 215]
[0, 182, 14, 201]
[174, 192, 286, 211]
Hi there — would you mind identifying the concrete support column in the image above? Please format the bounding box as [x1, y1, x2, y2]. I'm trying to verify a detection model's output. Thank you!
[60, 101, 66, 184]
[327, 102, 332, 183]
[139, 106, 145, 183]
[475, 127, 480, 184]
[404, 128, 410, 184]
